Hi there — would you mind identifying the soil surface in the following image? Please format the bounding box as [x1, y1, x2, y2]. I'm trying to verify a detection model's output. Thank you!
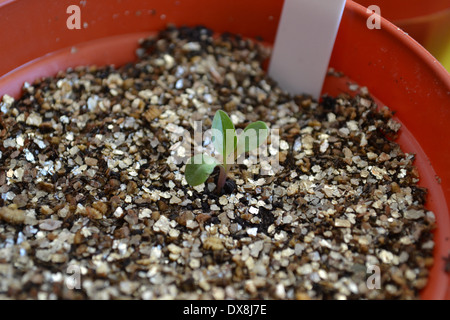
[0, 26, 435, 299]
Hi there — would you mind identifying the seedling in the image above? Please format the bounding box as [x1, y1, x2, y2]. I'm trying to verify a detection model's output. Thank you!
[185, 110, 269, 193]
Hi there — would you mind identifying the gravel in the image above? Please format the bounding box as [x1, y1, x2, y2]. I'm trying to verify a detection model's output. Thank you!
[0, 26, 435, 300]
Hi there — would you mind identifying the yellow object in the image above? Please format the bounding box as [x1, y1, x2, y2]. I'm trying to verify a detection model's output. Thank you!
[389, 8, 450, 72]
[438, 41, 450, 71]
[354, 1, 450, 72]
[421, 9, 450, 72]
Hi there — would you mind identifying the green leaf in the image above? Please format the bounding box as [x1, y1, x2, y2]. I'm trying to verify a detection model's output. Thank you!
[211, 110, 237, 159]
[185, 154, 219, 186]
[236, 121, 269, 156]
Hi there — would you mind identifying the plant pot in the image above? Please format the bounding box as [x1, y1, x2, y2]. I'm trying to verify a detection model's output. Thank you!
[0, 0, 449, 299]
[354, 0, 450, 71]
